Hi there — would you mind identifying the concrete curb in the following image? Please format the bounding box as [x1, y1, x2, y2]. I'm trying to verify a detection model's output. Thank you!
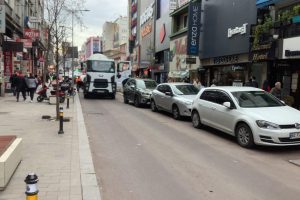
[75, 94, 102, 200]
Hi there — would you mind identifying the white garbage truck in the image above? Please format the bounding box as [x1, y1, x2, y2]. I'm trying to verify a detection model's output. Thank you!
[83, 53, 116, 99]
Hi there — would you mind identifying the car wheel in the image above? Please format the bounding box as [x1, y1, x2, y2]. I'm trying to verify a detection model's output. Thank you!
[151, 100, 158, 112]
[172, 105, 181, 120]
[111, 94, 115, 99]
[134, 96, 140, 107]
[191, 111, 203, 128]
[123, 94, 129, 104]
[236, 123, 254, 148]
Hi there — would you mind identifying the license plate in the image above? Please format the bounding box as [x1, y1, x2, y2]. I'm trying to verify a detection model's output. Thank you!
[96, 90, 104, 93]
[290, 132, 300, 139]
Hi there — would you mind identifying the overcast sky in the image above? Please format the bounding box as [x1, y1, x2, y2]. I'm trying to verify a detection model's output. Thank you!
[72, 0, 128, 50]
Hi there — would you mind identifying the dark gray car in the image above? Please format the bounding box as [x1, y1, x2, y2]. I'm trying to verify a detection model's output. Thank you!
[123, 78, 157, 107]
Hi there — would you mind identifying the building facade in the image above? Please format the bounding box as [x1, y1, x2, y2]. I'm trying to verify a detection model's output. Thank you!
[253, 0, 300, 108]
[169, 0, 201, 82]
[1, 0, 46, 95]
[138, 0, 156, 77]
[153, 0, 172, 83]
[128, 0, 140, 74]
[85, 36, 102, 59]
[200, 0, 257, 86]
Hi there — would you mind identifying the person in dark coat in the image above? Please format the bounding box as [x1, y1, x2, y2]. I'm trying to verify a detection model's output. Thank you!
[10, 72, 18, 96]
[262, 79, 271, 92]
[15, 72, 27, 102]
[252, 76, 259, 88]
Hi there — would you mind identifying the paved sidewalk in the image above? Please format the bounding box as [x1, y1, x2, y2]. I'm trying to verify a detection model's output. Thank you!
[0, 93, 101, 200]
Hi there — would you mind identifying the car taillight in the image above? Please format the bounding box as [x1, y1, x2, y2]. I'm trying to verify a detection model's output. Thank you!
[111, 75, 115, 83]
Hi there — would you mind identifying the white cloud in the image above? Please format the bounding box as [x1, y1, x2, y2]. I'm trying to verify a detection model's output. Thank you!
[71, 0, 128, 50]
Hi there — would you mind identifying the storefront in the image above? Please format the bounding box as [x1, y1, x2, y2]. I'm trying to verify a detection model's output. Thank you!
[202, 54, 251, 86]
[200, 0, 257, 86]
[169, 34, 200, 82]
[273, 36, 300, 109]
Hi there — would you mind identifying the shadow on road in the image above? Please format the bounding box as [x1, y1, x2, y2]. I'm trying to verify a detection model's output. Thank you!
[197, 126, 300, 152]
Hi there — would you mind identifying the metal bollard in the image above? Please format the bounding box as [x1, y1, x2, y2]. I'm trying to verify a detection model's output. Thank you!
[66, 96, 69, 109]
[25, 173, 39, 200]
[58, 106, 64, 134]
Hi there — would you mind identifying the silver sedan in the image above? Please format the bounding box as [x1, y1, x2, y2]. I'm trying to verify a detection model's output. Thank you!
[150, 83, 199, 119]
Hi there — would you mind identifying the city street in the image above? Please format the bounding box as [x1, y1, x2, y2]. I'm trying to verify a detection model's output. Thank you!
[80, 93, 300, 200]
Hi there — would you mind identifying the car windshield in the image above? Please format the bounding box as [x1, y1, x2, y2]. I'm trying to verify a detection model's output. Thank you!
[87, 60, 115, 73]
[231, 91, 285, 108]
[173, 85, 199, 95]
[137, 80, 157, 89]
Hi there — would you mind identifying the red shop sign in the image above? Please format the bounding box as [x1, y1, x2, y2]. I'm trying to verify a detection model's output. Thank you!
[24, 29, 40, 39]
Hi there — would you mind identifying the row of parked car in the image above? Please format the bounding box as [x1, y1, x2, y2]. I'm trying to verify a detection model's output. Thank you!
[123, 78, 300, 148]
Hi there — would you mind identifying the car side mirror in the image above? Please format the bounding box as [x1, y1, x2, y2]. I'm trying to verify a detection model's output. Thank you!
[223, 102, 234, 109]
[165, 91, 173, 96]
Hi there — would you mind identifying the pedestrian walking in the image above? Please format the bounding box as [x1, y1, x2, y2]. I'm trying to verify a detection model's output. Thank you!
[15, 72, 27, 102]
[193, 78, 201, 89]
[252, 76, 259, 88]
[25, 73, 38, 102]
[270, 82, 282, 100]
[244, 77, 253, 87]
[262, 79, 271, 92]
[211, 79, 217, 87]
[9, 71, 18, 96]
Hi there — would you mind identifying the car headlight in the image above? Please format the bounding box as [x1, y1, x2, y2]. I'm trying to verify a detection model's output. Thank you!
[256, 120, 280, 130]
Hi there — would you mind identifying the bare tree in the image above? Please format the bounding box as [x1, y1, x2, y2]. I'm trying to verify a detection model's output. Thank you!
[44, 0, 86, 119]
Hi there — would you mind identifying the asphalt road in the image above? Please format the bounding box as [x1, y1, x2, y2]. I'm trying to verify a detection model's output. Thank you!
[80, 92, 300, 200]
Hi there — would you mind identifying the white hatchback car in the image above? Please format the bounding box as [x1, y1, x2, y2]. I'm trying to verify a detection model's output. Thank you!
[191, 86, 300, 148]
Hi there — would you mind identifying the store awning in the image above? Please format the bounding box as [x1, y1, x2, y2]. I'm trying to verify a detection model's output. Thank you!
[256, 0, 281, 8]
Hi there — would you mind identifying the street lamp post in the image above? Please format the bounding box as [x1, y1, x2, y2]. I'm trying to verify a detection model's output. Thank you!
[70, 9, 90, 87]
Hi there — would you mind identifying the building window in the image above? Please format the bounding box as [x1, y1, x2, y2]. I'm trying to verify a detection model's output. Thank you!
[157, 0, 161, 19]
[174, 13, 188, 33]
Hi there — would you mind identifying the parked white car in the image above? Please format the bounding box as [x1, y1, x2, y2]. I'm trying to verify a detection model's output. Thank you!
[151, 83, 199, 119]
[191, 86, 300, 148]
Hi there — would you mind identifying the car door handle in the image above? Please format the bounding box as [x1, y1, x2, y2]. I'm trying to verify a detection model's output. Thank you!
[210, 107, 216, 110]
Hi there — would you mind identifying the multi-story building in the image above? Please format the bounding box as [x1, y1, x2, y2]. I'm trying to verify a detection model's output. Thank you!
[102, 21, 116, 53]
[252, 0, 300, 109]
[128, 0, 140, 74]
[112, 16, 129, 61]
[85, 36, 102, 59]
[168, 0, 201, 82]
[1, 0, 46, 95]
[200, 0, 257, 87]
[138, 0, 155, 78]
[153, 0, 172, 83]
